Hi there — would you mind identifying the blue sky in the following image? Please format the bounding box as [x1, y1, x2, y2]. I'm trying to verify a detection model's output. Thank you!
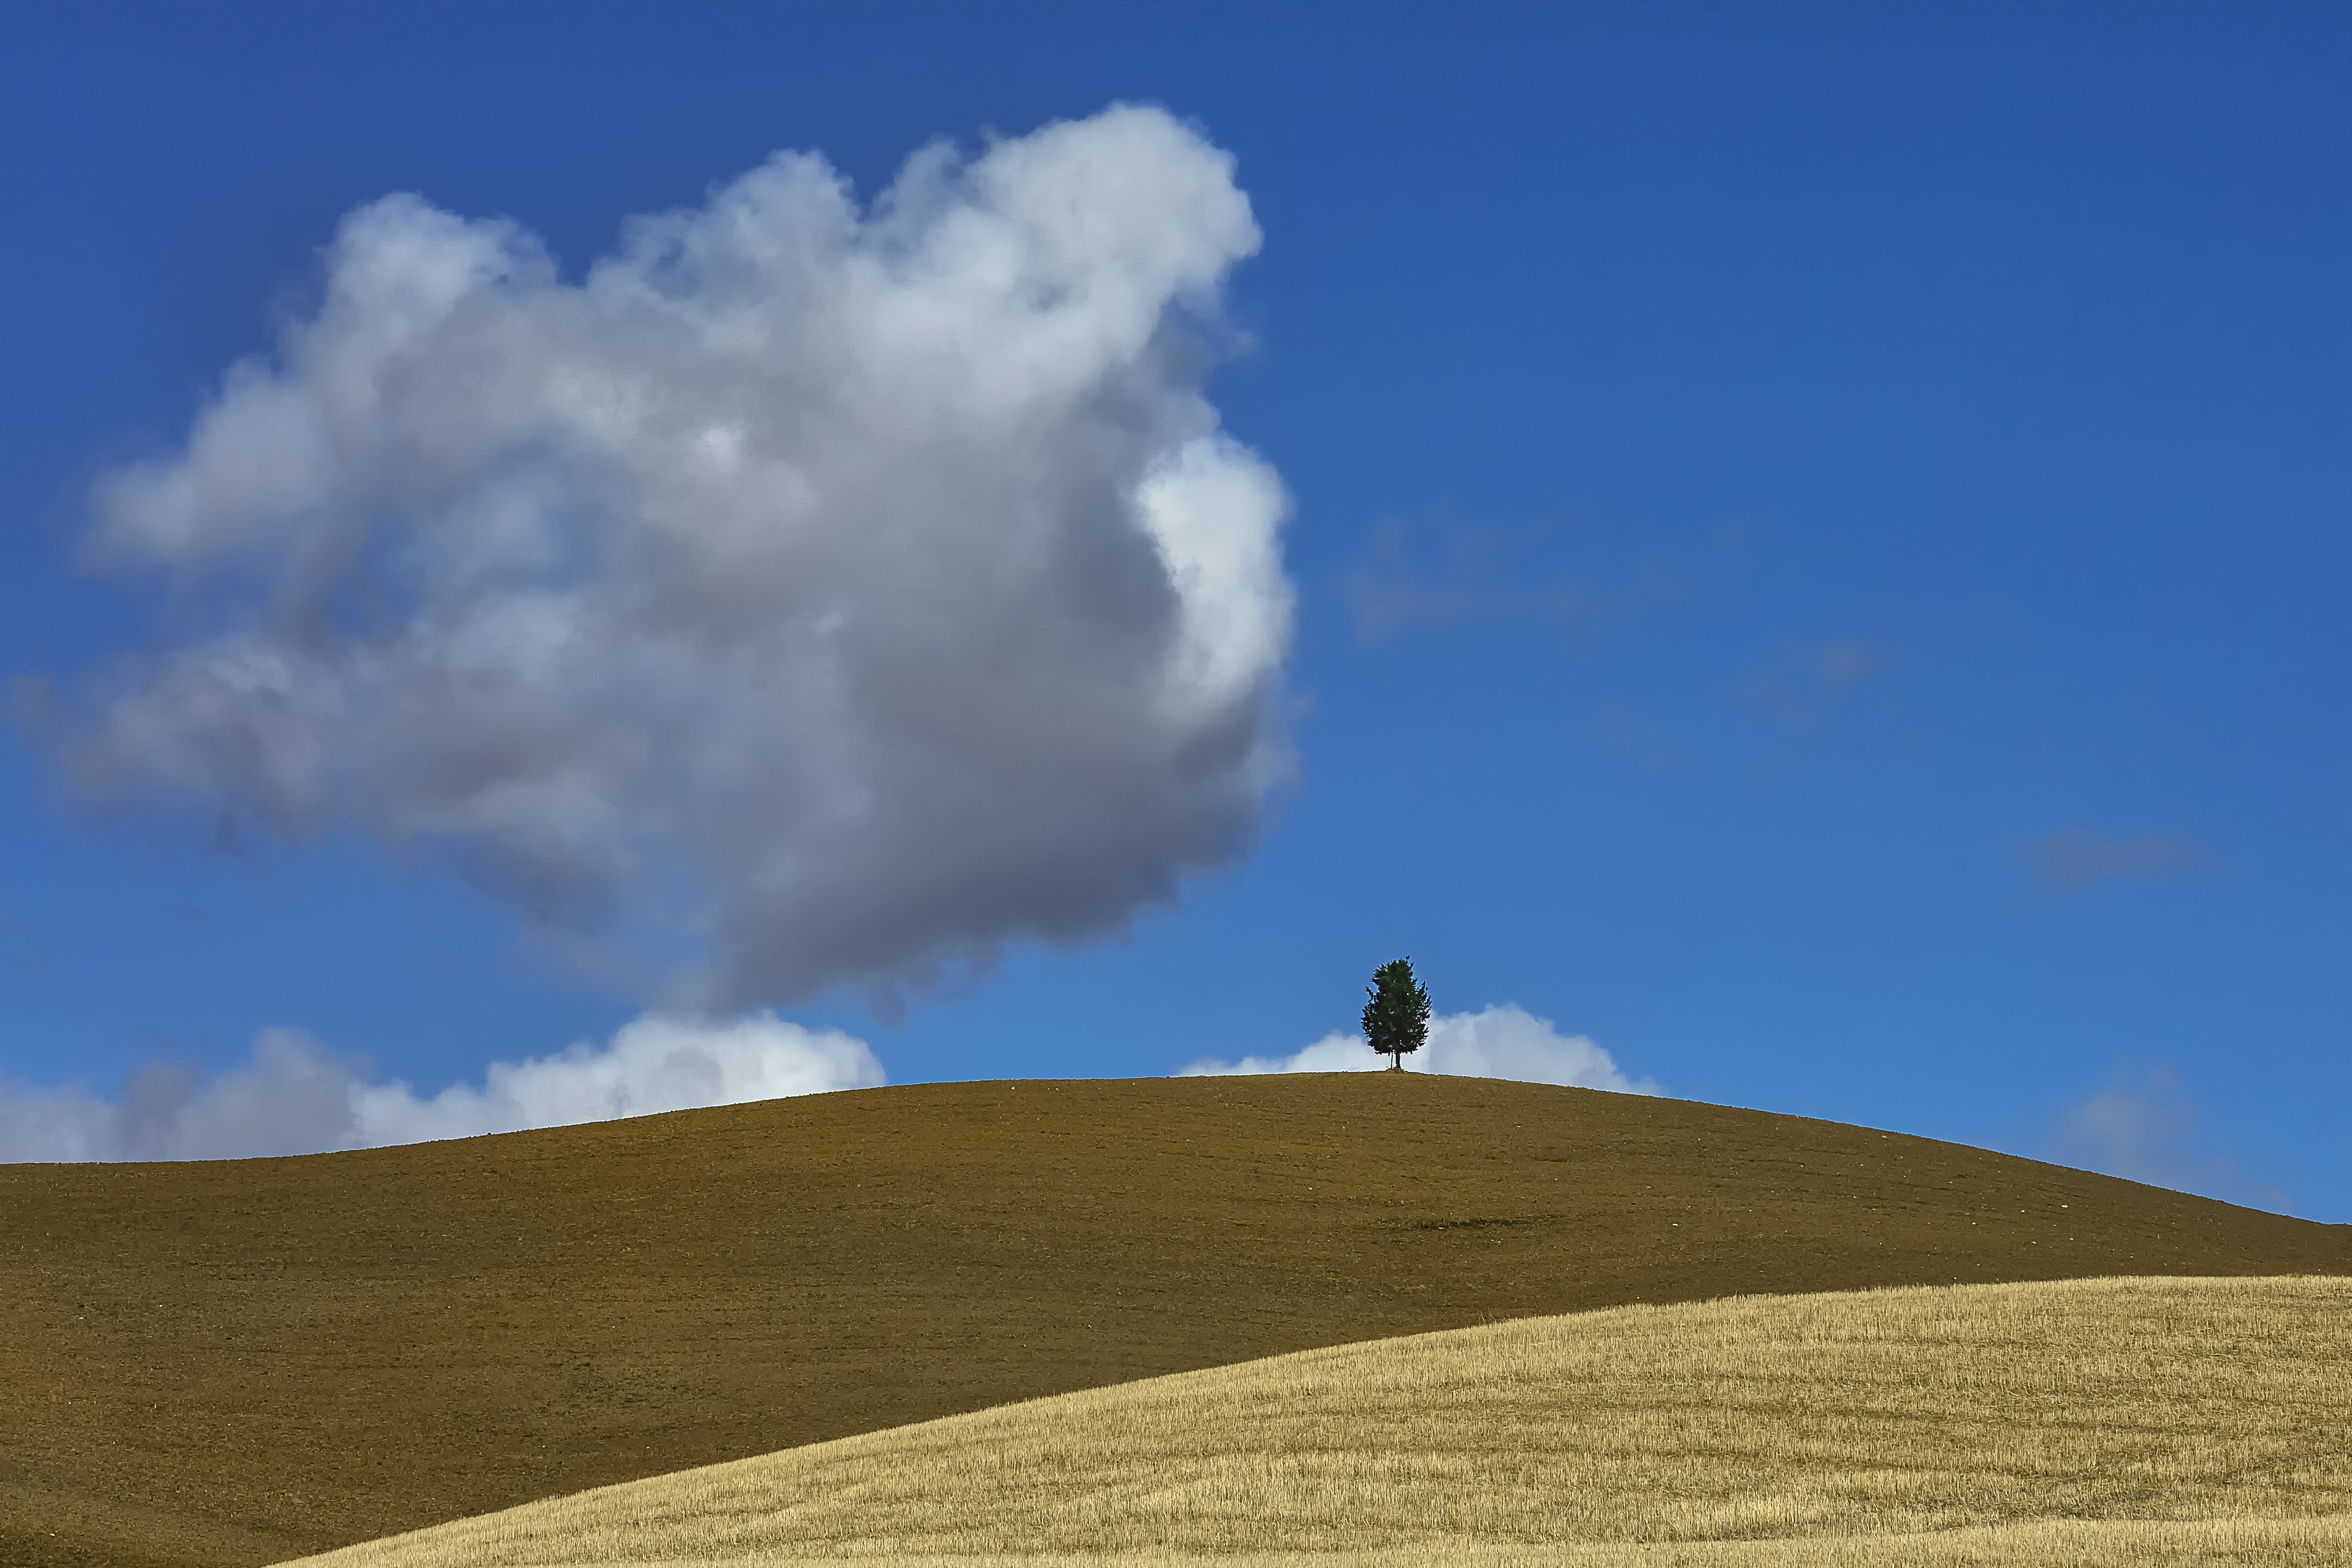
[2, 3, 2345, 1217]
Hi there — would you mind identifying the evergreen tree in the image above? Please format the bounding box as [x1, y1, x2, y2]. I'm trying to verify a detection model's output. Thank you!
[1362, 958, 1432, 1071]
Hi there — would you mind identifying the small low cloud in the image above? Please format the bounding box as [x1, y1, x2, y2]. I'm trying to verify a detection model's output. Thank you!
[2043, 1065, 2289, 1213]
[1345, 521, 1597, 641]
[0, 1013, 881, 1162]
[2019, 828, 2211, 892]
[1178, 1003, 1659, 1093]
[1746, 639, 1877, 730]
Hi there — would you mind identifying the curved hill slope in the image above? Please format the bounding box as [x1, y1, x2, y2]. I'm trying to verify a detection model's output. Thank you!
[5, 1073, 2346, 1568]
[285, 1275, 2352, 1568]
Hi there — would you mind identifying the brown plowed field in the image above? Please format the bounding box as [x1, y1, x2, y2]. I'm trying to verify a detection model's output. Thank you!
[5, 1072, 2346, 1568]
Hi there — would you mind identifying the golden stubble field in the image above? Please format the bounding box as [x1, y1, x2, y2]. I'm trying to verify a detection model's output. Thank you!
[6, 1073, 2348, 1567]
[283, 1275, 2352, 1568]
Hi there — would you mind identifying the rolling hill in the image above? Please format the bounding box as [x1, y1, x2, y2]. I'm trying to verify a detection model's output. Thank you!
[281, 1275, 2352, 1567]
[6, 1072, 2347, 1568]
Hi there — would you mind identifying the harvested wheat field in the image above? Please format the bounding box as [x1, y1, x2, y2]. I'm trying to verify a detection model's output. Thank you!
[7, 1074, 2349, 1568]
[287, 1276, 2352, 1568]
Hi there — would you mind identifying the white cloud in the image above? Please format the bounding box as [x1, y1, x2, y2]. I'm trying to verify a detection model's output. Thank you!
[34, 104, 1291, 1006]
[1177, 1004, 1659, 1094]
[2018, 828, 2210, 892]
[0, 1012, 882, 1162]
[2044, 1065, 2289, 1212]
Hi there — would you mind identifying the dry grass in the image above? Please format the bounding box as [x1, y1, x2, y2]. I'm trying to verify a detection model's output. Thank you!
[283, 1275, 2352, 1567]
[295, 1524, 2352, 1568]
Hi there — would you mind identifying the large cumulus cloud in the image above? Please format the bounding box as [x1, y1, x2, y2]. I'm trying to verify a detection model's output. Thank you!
[40, 105, 1291, 1004]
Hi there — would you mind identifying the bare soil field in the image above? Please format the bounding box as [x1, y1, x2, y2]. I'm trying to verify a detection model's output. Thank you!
[282, 1275, 2352, 1568]
[5, 1073, 2346, 1568]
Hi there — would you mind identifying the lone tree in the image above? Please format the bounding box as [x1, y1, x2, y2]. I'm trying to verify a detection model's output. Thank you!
[1362, 957, 1432, 1071]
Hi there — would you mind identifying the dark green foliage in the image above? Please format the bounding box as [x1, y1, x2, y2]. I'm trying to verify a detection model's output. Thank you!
[1362, 958, 1432, 1070]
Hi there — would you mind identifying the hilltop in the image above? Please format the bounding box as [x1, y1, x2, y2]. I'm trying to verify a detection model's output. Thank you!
[5, 1072, 2345, 1568]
